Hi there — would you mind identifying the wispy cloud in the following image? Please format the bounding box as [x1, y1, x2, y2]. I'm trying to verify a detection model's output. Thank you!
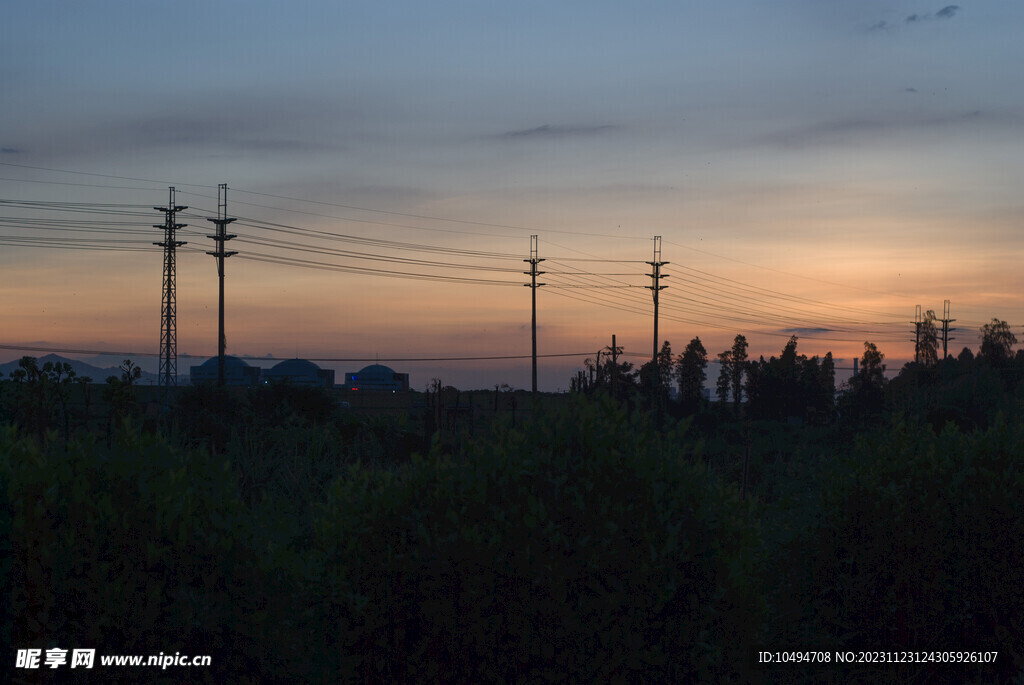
[755, 109, 1006, 150]
[498, 124, 620, 140]
[780, 327, 836, 336]
[9, 98, 358, 163]
[907, 5, 960, 23]
[1, 147, 20, 154]
[868, 5, 960, 32]
[102, 114, 344, 154]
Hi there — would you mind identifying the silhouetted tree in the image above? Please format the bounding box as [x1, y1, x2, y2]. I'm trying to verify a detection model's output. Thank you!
[104, 359, 142, 438]
[4, 357, 83, 442]
[743, 355, 765, 416]
[957, 346, 975, 366]
[640, 341, 674, 412]
[716, 350, 732, 406]
[572, 356, 602, 393]
[743, 337, 835, 424]
[730, 335, 748, 414]
[640, 343, 671, 388]
[816, 352, 836, 423]
[889, 347, 1009, 433]
[860, 342, 886, 387]
[582, 352, 638, 403]
[839, 342, 887, 428]
[10, 357, 49, 439]
[657, 340, 674, 390]
[42, 360, 77, 448]
[979, 318, 1016, 365]
[918, 310, 939, 367]
[676, 337, 708, 414]
[777, 336, 800, 416]
[569, 369, 590, 393]
[75, 375, 93, 428]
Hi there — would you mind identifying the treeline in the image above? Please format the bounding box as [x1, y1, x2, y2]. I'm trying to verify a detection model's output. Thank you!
[570, 317, 1024, 434]
[570, 333, 842, 425]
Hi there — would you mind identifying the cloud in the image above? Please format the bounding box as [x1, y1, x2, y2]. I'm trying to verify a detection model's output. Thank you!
[869, 5, 959, 31]
[905, 5, 960, 24]
[756, 118, 888, 149]
[1, 147, 20, 154]
[498, 124, 620, 140]
[9, 93, 365, 163]
[754, 109, 1009, 150]
[780, 328, 836, 336]
[104, 114, 343, 154]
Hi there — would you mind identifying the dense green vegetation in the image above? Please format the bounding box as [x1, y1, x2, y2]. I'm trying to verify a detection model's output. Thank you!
[3, 325, 1024, 682]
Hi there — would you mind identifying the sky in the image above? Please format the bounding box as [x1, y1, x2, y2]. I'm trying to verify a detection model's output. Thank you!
[2, 1, 1023, 390]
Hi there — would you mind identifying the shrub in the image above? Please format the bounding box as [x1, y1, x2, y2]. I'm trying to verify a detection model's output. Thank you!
[314, 396, 764, 681]
[1, 426, 299, 681]
[776, 419, 1024, 683]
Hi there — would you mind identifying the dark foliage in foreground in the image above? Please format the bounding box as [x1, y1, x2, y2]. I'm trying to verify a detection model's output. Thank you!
[313, 396, 763, 682]
[4, 335, 1024, 682]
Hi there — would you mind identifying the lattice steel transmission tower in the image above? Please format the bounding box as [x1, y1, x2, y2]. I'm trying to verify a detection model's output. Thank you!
[154, 187, 187, 397]
[524, 235, 545, 393]
[207, 183, 237, 387]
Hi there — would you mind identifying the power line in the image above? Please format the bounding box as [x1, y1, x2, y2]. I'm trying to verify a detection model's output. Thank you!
[0, 161, 207, 188]
[0, 343, 599, 363]
[539, 237, 907, 338]
[226, 186, 653, 241]
[2, 182, 1008, 356]
[662, 237, 914, 300]
[0, 175, 159, 191]
[664, 263, 905, 321]
[175, 204, 526, 261]
[543, 252, 906, 339]
[235, 251, 522, 286]
[0, 202, 940, 343]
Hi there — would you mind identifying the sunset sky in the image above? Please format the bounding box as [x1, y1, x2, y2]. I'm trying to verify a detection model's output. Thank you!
[2, 1, 1023, 390]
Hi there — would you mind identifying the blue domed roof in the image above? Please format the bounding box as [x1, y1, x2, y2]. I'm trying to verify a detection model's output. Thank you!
[270, 358, 321, 374]
[356, 364, 395, 380]
[199, 355, 250, 369]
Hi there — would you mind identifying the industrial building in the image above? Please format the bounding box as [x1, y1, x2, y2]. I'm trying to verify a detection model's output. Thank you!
[262, 358, 335, 388]
[189, 355, 261, 386]
[344, 364, 409, 392]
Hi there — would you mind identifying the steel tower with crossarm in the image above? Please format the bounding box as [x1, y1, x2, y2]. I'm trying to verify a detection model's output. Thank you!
[206, 183, 237, 387]
[154, 187, 187, 398]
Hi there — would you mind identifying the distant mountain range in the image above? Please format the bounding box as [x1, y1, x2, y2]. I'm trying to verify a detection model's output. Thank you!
[0, 354, 170, 385]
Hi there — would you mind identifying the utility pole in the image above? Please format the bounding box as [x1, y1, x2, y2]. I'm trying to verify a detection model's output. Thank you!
[645, 236, 669, 365]
[206, 183, 237, 387]
[154, 187, 187, 403]
[911, 304, 922, 364]
[602, 334, 622, 396]
[523, 235, 545, 393]
[939, 299, 956, 359]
